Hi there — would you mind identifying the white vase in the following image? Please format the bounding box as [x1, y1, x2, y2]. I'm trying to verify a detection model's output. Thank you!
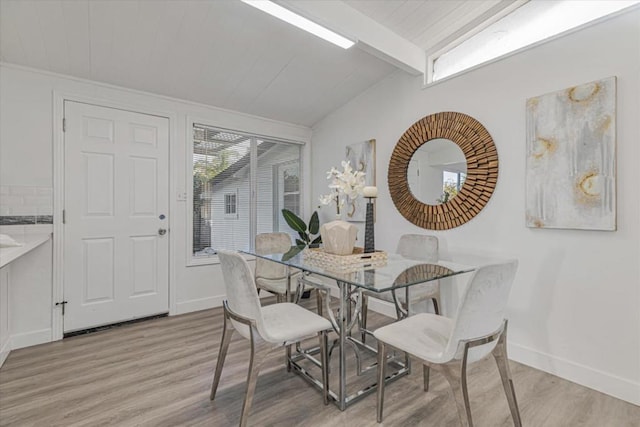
[320, 220, 358, 255]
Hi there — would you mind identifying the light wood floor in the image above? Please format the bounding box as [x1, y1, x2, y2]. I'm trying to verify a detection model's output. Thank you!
[1, 299, 638, 427]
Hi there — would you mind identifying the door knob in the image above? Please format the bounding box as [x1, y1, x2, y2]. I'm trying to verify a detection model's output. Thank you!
[158, 228, 167, 236]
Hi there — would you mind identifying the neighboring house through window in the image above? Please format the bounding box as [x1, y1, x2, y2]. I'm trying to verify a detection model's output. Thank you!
[191, 123, 303, 260]
[273, 161, 300, 231]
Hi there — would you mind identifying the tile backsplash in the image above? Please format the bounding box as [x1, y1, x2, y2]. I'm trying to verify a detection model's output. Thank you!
[0, 186, 53, 224]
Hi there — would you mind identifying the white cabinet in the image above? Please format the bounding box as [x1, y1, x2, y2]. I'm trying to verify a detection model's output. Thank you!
[0, 231, 53, 367]
[0, 265, 9, 366]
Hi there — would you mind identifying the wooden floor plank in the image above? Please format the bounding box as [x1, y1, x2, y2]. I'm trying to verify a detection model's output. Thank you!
[1, 299, 638, 426]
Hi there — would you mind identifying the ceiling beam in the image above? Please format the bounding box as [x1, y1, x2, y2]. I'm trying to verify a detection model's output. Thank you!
[278, 0, 425, 76]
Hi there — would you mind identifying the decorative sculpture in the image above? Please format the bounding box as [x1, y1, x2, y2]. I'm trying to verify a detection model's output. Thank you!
[320, 220, 358, 255]
[363, 186, 377, 253]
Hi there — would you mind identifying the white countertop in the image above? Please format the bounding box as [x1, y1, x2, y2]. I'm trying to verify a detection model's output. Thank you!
[0, 233, 52, 269]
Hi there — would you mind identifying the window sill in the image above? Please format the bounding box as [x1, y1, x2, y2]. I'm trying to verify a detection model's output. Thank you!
[187, 253, 255, 267]
[187, 255, 219, 267]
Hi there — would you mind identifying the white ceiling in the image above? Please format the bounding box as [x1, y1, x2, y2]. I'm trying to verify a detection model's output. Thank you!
[345, 0, 518, 52]
[0, 0, 520, 127]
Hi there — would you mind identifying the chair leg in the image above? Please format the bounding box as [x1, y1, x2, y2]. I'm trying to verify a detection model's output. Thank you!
[439, 357, 473, 427]
[316, 289, 324, 317]
[210, 315, 234, 401]
[319, 331, 330, 405]
[432, 296, 441, 315]
[392, 292, 404, 319]
[423, 364, 430, 392]
[239, 337, 272, 427]
[492, 326, 522, 427]
[360, 294, 368, 343]
[376, 341, 387, 423]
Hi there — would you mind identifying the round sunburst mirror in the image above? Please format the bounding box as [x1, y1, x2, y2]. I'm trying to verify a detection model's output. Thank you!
[388, 112, 498, 230]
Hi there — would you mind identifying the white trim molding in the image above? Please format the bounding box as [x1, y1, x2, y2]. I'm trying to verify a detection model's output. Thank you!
[509, 342, 640, 406]
[175, 296, 225, 315]
[52, 91, 179, 337]
[0, 337, 10, 367]
[11, 329, 52, 350]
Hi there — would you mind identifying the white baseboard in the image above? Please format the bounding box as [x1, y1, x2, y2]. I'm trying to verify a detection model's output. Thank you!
[509, 342, 640, 406]
[367, 292, 639, 406]
[339, 288, 640, 406]
[174, 291, 286, 316]
[0, 337, 10, 367]
[173, 290, 640, 406]
[175, 296, 224, 315]
[11, 328, 51, 350]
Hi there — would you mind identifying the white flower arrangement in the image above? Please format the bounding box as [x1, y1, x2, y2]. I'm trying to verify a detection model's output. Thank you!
[319, 161, 366, 215]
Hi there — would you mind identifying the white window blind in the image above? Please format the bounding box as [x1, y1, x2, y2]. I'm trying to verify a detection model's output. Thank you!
[192, 124, 302, 258]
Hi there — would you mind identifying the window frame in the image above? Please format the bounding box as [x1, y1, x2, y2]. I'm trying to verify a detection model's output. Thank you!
[186, 117, 306, 266]
[425, 0, 527, 86]
[272, 159, 301, 232]
[443, 170, 467, 193]
[425, 1, 638, 86]
[224, 191, 238, 218]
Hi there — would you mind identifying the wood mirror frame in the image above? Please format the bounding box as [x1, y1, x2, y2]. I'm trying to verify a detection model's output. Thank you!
[388, 112, 498, 230]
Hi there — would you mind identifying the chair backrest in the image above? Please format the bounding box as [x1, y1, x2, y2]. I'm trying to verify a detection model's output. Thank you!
[255, 232, 292, 280]
[443, 260, 518, 363]
[396, 234, 438, 262]
[217, 250, 266, 340]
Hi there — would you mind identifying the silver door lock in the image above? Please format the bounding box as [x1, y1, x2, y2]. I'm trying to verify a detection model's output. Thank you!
[158, 228, 167, 236]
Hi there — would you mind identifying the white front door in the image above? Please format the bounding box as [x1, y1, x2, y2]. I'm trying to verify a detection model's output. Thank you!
[63, 101, 169, 332]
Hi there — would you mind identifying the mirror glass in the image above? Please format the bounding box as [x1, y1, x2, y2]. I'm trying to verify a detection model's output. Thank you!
[407, 138, 467, 205]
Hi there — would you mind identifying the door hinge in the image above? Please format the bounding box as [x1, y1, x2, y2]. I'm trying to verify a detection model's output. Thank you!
[62, 118, 66, 132]
[62, 209, 66, 224]
[55, 300, 69, 315]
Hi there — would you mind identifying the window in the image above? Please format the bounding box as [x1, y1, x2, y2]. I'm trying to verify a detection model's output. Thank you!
[224, 193, 237, 216]
[273, 161, 300, 231]
[429, 0, 639, 83]
[443, 170, 466, 198]
[191, 123, 302, 260]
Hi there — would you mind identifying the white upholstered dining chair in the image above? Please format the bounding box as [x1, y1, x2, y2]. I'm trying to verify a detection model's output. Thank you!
[374, 260, 521, 427]
[255, 232, 325, 308]
[255, 232, 299, 302]
[210, 250, 332, 427]
[360, 234, 441, 341]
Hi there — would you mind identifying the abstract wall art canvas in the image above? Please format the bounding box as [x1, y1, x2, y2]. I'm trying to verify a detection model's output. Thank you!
[526, 77, 616, 230]
[345, 139, 376, 222]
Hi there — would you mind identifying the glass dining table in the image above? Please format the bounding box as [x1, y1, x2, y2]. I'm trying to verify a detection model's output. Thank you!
[243, 248, 475, 410]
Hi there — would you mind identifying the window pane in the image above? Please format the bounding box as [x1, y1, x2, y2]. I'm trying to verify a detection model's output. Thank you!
[283, 169, 299, 194]
[192, 125, 303, 258]
[256, 143, 301, 242]
[283, 194, 300, 214]
[433, 0, 639, 82]
[193, 125, 250, 256]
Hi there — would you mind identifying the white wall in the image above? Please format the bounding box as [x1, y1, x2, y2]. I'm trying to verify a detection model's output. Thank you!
[0, 63, 312, 326]
[310, 10, 640, 405]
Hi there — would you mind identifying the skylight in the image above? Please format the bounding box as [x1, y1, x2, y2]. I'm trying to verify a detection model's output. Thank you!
[430, 0, 640, 83]
[241, 0, 355, 49]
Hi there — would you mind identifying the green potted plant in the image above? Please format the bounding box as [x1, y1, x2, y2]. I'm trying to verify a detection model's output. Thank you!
[281, 209, 322, 260]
